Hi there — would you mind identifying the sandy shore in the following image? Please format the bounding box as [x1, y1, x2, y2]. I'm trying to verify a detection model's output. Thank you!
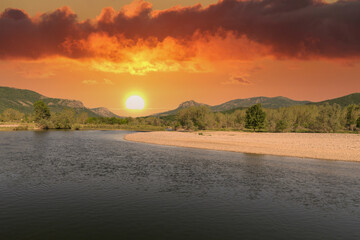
[125, 131, 360, 162]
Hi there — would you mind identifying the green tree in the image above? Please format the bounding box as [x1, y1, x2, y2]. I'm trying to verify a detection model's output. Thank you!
[1, 108, 24, 122]
[53, 108, 75, 129]
[275, 119, 288, 132]
[76, 112, 89, 124]
[345, 104, 359, 131]
[33, 100, 51, 122]
[233, 110, 245, 129]
[315, 103, 342, 133]
[245, 104, 266, 132]
[177, 106, 213, 130]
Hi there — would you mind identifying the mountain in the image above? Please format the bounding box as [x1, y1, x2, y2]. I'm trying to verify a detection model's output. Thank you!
[90, 107, 119, 118]
[155, 93, 360, 116]
[155, 96, 311, 116]
[0, 86, 119, 117]
[311, 93, 360, 107]
[211, 96, 311, 112]
[155, 100, 208, 116]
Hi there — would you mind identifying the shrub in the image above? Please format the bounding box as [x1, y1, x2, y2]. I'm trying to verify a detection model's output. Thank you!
[71, 124, 81, 130]
[275, 120, 288, 132]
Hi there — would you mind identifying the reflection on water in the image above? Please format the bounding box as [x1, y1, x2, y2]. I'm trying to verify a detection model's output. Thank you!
[0, 131, 359, 240]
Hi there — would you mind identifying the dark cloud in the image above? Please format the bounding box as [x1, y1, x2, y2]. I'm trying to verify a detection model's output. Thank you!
[233, 76, 250, 84]
[1, 0, 360, 60]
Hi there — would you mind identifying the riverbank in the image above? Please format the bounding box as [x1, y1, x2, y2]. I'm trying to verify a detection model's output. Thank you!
[0, 123, 164, 131]
[125, 131, 360, 162]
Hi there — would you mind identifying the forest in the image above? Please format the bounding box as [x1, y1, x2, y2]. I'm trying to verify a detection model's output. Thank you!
[1, 100, 360, 133]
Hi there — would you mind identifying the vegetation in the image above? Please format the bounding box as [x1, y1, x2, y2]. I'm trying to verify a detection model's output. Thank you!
[245, 104, 266, 131]
[0, 98, 359, 133]
[0, 86, 118, 117]
[314, 93, 360, 107]
[0, 109, 24, 122]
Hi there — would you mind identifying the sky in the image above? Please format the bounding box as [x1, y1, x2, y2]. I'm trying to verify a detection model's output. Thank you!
[0, 0, 359, 116]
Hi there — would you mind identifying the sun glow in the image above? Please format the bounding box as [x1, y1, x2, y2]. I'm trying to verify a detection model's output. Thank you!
[125, 95, 145, 110]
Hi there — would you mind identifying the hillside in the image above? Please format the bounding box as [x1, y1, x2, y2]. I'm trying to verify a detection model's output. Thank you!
[312, 93, 360, 107]
[155, 100, 208, 116]
[0, 87, 119, 117]
[155, 96, 311, 116]
[91, 107, 119, 118]
[211, 96, 311, 111]
[155, 93, 360, 116]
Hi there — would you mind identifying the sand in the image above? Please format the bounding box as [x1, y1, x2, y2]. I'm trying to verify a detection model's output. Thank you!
[125, 131, 360, 162]
[0, 124, 20, 127]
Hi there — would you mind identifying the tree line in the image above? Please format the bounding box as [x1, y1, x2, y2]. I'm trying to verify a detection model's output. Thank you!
[1, 100, 360, 133]
[173, 103, 360, 133]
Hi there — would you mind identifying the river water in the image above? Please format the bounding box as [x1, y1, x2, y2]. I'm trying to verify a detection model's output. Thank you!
[0, 131, 359, 239]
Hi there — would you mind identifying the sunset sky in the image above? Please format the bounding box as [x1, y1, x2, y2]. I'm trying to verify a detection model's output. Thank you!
[1, 0, 359, 116]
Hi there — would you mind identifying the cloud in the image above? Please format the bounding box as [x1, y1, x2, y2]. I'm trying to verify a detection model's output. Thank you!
[223, 75, 251, 85]
[82, 78, 115, 85]
[1, 0, 360, 74]
[82, 80, 98, 85]
[103, 78, 114, 85]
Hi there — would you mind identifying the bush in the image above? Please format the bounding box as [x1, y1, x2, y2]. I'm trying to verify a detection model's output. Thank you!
[71, 124, 81, 130]
[37, 119, 53, 129]
[177, 106, 213, 130]
[12, 125, 28, 131]
[275, 120, 288, 132]
[1, 109, 24, 122]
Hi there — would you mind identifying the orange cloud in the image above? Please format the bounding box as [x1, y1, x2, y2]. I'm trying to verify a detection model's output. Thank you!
[1, 0, 360, 75]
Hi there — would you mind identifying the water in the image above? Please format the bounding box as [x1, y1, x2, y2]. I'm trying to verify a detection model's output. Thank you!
[0, 131, 359, 240]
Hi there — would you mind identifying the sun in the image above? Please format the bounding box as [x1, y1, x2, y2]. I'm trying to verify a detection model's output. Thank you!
[126, 95, 145, 110]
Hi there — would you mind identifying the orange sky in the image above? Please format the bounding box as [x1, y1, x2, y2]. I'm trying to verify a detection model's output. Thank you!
[0, 0, 359, 116]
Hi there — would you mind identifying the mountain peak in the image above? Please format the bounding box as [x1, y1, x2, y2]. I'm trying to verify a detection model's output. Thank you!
[178, 100, 205, 108]
[91, 107, 119, 118]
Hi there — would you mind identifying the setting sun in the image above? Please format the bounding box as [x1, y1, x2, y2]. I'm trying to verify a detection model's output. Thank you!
[125, 95, 145, 110]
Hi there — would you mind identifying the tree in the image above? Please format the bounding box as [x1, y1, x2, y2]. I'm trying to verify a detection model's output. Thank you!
[245, 104, 266, 132]
[53, 108, 75, 129]
[233, 110, 245, 129]
[33, 100, 51, 122]
[275, 119, 288, 132]
[177, 106, 213, 130]
[315, 103, 342, 133]
[77, 112, 89, 124]
[345, 104, 359, 131]
[1, 108, 24, 122]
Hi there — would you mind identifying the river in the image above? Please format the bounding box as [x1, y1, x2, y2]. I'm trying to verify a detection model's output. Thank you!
[0, 131, 359, 239]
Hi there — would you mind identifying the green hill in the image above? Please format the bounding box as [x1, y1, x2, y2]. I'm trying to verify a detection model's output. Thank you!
[155, 100, 208, 116]
[211, 96, 311, 112]
[154, 93, 360, 116]
[0, 86, 119, 117]
[312, 93, 360, 107]
[155, 96, 311, 116]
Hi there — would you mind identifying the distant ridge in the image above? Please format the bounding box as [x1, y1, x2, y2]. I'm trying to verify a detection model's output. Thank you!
[211, 96, 310, 112]
[155, 100, 208, 116]
[0, 86, 119, 117]
[154, 93, 360, 116]
[90, 107, 119, 118]
[310, 93, 360, 107]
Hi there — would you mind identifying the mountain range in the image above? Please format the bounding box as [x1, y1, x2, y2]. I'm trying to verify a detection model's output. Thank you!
[155, 93, 360, 116]
[0, 87, 119, 117]
[1, 86, 359, 118]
